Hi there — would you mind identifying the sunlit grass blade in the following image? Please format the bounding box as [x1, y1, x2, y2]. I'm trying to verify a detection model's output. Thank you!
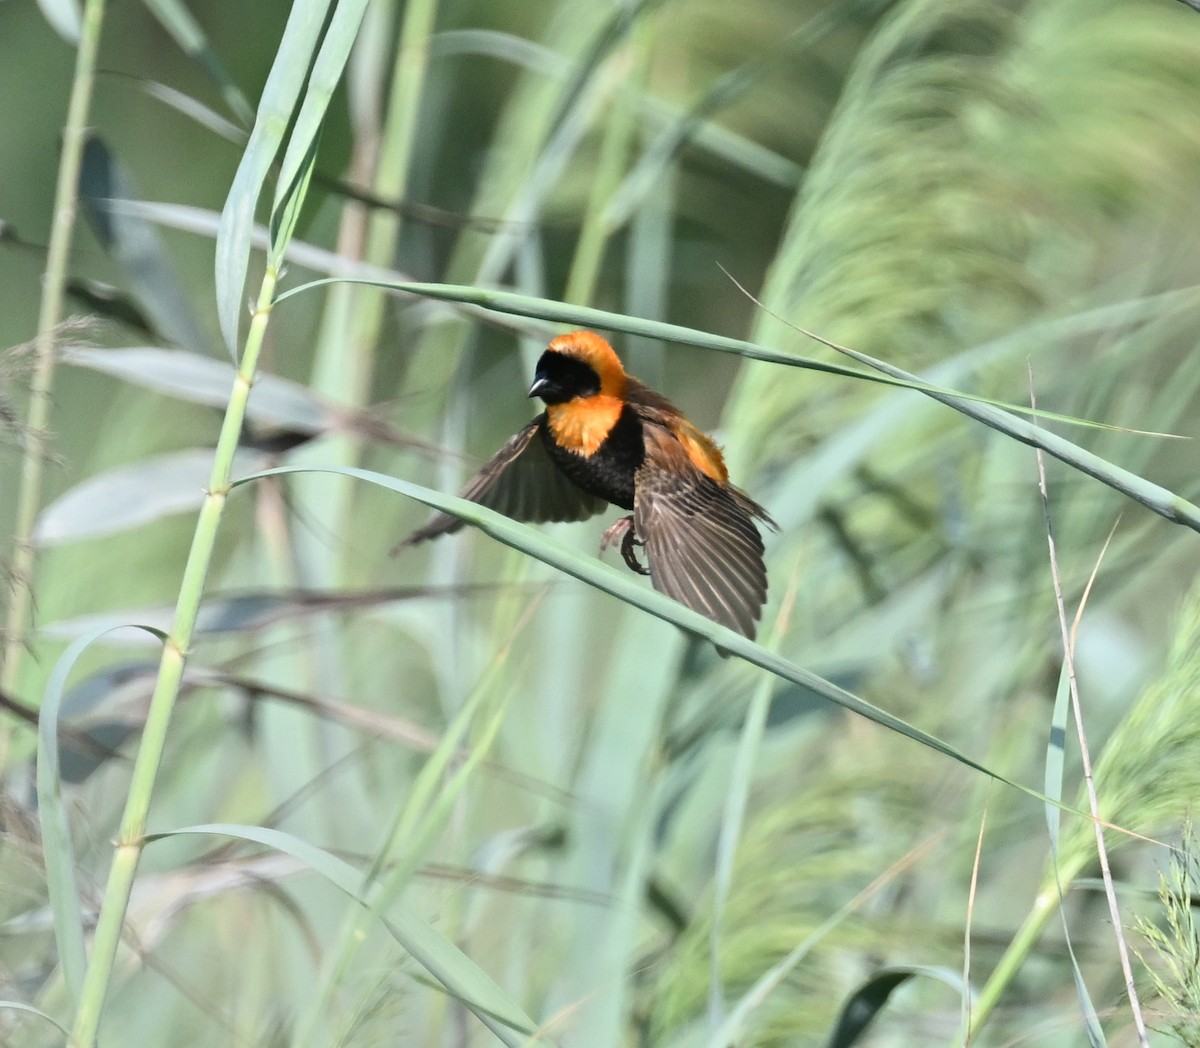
[145, 823, 540, 1043]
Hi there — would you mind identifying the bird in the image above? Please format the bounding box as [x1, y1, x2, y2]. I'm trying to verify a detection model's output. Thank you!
[398, 331, 776, 639]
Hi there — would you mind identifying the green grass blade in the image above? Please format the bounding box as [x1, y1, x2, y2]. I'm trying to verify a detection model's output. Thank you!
[708, 651, 778, 1027]
[277, 279, 1200, 533]
[213, 0, 330, 354]
[0, 1001, 71, 1037]
[238, 464, 1033, 795]
[33, 448, 269, 545]
[145, 823, 540, 1042]
[79, 135, 214, 354]
[139, 0, 254, 124]
[36, 0, 81, 43]
[59, 346, 329, 433]
[37, 623, 166, 1009]
[3, 0, 108, 707]
[134, 78, 246, 142]
[276, 276, 1195, 433]
[272, 0, 371, 217]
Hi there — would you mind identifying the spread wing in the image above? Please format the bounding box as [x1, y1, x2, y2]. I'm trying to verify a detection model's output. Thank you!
[634, 424, 771, 639]
[397, 417, 607, 548]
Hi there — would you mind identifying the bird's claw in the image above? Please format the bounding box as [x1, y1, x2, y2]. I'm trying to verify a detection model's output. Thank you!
[600, 516, 650, 576]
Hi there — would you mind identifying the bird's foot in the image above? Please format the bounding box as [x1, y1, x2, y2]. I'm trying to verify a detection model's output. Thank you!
[600, 516, 650, 576]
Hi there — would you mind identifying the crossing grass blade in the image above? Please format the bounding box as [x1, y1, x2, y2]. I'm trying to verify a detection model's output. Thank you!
[236, 463, 1050, 798]
[273, 278, 1200, 532]
[143, 823, 540, 1043]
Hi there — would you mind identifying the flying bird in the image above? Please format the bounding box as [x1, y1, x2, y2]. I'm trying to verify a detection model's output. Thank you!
[399, 331, 775, 639]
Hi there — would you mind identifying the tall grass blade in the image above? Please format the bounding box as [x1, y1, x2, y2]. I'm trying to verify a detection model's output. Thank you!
[272, 0, 371, 218]
[213, 0, 329, 354]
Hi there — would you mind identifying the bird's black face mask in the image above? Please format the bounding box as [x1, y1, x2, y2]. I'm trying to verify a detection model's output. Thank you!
[528, 351, 602, 404]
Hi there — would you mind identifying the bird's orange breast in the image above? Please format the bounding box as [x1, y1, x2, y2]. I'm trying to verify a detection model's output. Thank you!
[546, 396, 625, 457]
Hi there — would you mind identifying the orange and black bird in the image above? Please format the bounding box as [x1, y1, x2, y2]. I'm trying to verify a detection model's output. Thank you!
[400, 331, 776, 639]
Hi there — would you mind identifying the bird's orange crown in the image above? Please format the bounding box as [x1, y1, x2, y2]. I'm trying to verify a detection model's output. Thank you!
[546, 331, 628, 398]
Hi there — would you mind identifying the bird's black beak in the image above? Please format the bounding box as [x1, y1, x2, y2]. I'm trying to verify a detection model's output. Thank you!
[528, 373, 550, 399]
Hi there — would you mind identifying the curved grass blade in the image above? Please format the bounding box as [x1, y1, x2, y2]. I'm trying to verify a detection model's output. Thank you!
[133, 78, 245, 142]
[0, 1001, 70, 1037]
[145, 823, 539, 1043]
[37, 623, 166, 1009]
[276, 277, 1192, 433]
[237, 464, 1019, 793]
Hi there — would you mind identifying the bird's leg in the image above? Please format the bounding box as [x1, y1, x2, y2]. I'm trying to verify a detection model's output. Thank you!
[599, 516, 633, 555]
[600, 515, 650, 576]
[620, 526, 650, 575]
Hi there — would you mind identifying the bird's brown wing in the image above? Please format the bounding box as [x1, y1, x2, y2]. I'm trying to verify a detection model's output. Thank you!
[634, 424, 770, 639]
[397, 417, 608, 548]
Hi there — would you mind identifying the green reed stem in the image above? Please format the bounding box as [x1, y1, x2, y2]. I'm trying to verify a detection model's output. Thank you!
[968, 856, 1085, 1038]
[1, 0, 107, 722]
[67, 265, 280, 1047]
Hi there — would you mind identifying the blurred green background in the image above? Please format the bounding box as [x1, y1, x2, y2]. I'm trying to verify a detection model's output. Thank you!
[3, 0, 1200, 1044]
